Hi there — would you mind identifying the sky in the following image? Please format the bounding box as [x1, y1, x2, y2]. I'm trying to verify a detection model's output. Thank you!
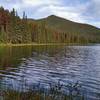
[0, 0, 100, 28]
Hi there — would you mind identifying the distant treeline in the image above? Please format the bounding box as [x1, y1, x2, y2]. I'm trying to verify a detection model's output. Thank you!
[0, 7, 100, 44]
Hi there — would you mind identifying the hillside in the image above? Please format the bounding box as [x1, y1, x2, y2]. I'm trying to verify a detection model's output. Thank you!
[32, 15, 100, 43]
[36, 15, 100, 34]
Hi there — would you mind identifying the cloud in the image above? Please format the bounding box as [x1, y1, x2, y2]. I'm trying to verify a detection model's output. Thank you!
[91, 0, 100, 16]
[22, 0, 60, 6]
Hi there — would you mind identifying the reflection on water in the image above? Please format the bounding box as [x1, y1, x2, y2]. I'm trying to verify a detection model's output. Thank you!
[0, 45, 100, 100]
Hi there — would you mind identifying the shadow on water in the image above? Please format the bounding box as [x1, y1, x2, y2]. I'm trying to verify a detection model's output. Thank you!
[0, 45, 64, 68]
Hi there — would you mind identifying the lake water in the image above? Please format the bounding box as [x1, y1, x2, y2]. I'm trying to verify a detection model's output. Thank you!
[0, 45, 100, 100]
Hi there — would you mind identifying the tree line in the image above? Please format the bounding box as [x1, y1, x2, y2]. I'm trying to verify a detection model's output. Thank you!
[0, 7, 100, 44]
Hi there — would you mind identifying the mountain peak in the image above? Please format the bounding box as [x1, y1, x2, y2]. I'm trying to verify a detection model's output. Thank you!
[46, 15, 67, 22]
[46, 15, 70, 22]
[47, 15, 58, 18]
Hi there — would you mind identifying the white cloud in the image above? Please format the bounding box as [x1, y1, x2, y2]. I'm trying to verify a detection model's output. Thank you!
[20, 0, 61, 8]
[49, 5, 88, 23]
[22, 0, 46, 6]
[91, 0, 100, 16]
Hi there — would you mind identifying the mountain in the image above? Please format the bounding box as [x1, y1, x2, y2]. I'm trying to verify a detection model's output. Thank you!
[36, 15, 100, 34]
[31, 15, 100, 43]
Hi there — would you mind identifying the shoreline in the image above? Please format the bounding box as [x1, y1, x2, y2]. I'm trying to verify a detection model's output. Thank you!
[0, 43, 69, 47]
[0, 43, 94, 47]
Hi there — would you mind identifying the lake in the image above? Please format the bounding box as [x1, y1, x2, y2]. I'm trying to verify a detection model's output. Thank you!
[0, 45, 100, 100]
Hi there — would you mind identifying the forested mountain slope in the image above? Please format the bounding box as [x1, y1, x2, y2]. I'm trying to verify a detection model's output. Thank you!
[34, 15, 100, 43]
[37, 15, 99, 34]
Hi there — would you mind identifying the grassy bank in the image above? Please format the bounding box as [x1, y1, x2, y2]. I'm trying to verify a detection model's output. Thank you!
[0, 43, 88, 47]
[0, 43, 69, 47]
